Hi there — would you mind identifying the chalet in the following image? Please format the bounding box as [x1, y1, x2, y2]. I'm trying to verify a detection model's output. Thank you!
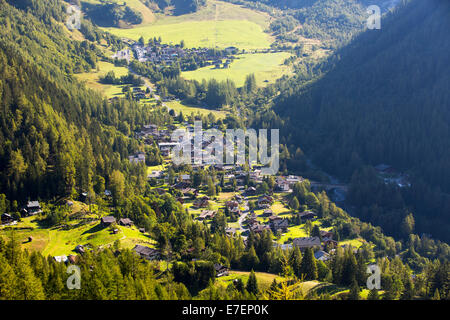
[180, 188, 197, 197]
[245, 187, 256, 195]
[119, 218, 133, 227]
[158, 142, 179, 157]
[250, 223, 270, 234]
[142, 124, 158, 135]
[1, 213, 14, 224]
[225, 200, 240, 214]
[193, 197, 210, 208]
[286, 175, 303, 186]
[268, 215, 282, 222]
[197, 210, 216, 220]
[54, 255, 68, 263]
[148, 170, 163, 179]
[133, 245, 160, 261]
[320, 230, 334, 239]
[276, 182, 290, 192]
[292, 237, 321, 250]
[214, 263, 229, 277]
[101, 216, 116, 227]
[299, 211, 317, 220]
[172, 182, 191, 190]
[128, 152, 145, 164]
[257, 196, 272, 209]
[322, 237, 338, 247]
[270, 218, 289, 233]
[314, 250, 331, 261]
[247, 212, 258, 224]
[25, 201, 42, 216]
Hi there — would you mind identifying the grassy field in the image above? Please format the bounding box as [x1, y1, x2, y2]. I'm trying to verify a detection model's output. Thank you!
[0, 202, 155, 257]
[150, 0, 270, 28]
[217, 271, 322, 297]
[217, 271, 285, 292]
[182, 52, 293, 87]
[278, 225, 309, 244]
[75, 61, 129, 98]
[339, 238, 365, 249]
[164, 100, 228, 119]
[104, 19, 270, 50]
[102, 0, 272, 49]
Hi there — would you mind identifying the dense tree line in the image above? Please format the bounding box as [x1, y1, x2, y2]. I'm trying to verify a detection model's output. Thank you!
[82, 1, 143, 27]
[0, 1, 167, 203]
[271, 0, 450, 242]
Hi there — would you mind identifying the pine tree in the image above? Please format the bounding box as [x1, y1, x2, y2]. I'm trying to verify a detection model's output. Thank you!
[0, 253, 17, 299]
[431, 288, 441, 300]
[246, 270, 259, 296]
[348, 278, 360, 300]
[290, 247, 302, 278]
[299, 247, 318, 280]
[244, 246, 260, 270]
[289, 196, 300, 211]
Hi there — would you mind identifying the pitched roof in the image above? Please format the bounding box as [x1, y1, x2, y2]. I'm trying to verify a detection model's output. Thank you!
[119, 218, 133, 225]
[27, 201, 40, 208]
[101, 216, 116, 223]
[292, 237, 321, 248]
[133, 245, 159, 258]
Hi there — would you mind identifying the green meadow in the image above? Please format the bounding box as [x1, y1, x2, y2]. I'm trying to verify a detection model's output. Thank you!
[216, 271, 286, 292]
[104, 19, 271, 50]
[182, 52, 293, 87]
[164, 100, 228, 119]
[102, 0, 272, 49]
[75, 61, 129, 98]
[0, 202, 155, 257]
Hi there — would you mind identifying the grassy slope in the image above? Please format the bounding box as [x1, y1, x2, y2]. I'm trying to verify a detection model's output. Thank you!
[102, 0, 272, 49]
[0, 202, 155, 257]
[75, 61, 130, 98]
[217, 271, 285, 292]
[182, 52, 293, 87]
[164, 100, 227, 119]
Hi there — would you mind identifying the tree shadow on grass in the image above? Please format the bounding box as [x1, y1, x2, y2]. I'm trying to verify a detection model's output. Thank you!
[81, 223, 105, 235]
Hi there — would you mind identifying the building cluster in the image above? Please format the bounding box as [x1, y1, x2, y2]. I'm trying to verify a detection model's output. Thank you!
[131, 42, 235, 67]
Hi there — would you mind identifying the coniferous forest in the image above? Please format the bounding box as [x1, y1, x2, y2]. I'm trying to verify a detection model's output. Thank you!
[0, 0, 448, 306]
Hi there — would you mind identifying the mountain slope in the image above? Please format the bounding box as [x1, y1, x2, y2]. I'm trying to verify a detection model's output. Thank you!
[0, 0, 160, 201]
[273, 0, 450, 240]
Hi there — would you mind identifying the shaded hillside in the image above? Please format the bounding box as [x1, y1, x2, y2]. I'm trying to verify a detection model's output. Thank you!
[0, 0, 164, 201]
[273, 0, 450, 241]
